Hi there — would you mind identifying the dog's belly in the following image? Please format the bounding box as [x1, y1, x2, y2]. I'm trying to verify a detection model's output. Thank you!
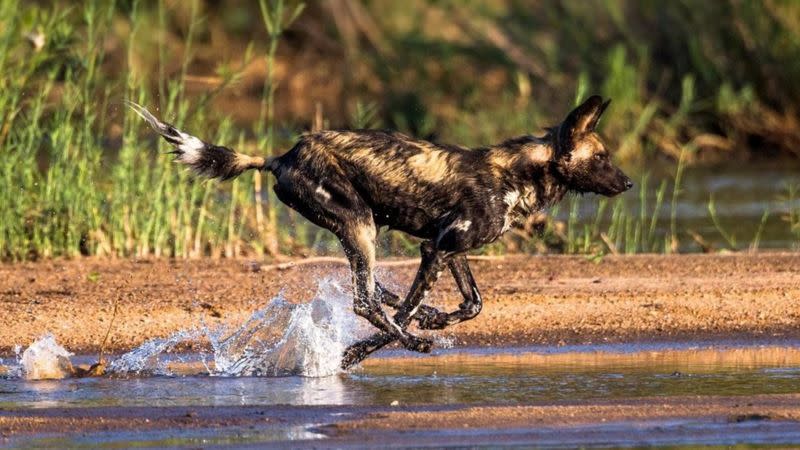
[370, 201, 445, 239]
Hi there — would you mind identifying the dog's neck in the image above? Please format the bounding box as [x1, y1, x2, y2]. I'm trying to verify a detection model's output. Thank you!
[487, 133, 570, 213]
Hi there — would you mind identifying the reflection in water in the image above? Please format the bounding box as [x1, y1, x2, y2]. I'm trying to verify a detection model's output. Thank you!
[2, 343, 799, 409]
[13, 426, 326, 448]
[0, 375, 353, 409]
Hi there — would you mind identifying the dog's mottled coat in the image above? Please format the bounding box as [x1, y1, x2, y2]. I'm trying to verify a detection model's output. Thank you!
[128, 95, 632, 368]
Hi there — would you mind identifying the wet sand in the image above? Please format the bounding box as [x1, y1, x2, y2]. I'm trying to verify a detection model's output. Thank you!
[324, 394, 800, 447]
[331, 394, 800, 433]
[0, 252, 798, 355]
[3, 395, 800, 447]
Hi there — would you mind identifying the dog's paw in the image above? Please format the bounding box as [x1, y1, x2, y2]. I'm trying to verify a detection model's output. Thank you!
[341, 345, 365, 370]
[417, 311, 450, 330]
[401, 334, 433, 353]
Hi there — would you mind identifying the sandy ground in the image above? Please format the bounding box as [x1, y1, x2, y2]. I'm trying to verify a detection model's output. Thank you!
[320, 394, 800, 447]
[2, 395, 799, 446]
[3, 394, 799, 434]
[331, 394, 800, 430]
[0, 252, 798, 355]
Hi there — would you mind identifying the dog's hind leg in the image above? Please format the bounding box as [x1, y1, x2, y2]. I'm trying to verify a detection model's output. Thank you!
[339, 222, 398, 335]
[341, 241, 450, 369]
[272, 169, 426, 348]
[339, 223, 432, 352]
[416, 254, 482, 330]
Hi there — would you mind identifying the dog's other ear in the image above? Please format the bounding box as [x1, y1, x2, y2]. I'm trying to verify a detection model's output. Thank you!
[557, 96, 610, 153]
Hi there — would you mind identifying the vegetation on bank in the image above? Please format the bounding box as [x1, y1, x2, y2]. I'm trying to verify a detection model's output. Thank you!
[1, 0, 798, 260]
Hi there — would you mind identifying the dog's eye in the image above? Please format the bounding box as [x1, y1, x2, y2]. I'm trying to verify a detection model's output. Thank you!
[594, 154, 605, 161]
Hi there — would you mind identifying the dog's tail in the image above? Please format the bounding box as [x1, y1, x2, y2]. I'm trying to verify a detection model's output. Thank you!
[125, 101, 274, 180]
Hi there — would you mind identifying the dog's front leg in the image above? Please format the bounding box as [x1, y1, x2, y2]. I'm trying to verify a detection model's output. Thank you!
[376, 282, 444, 326]
[393, 241, 449, 331]
[417, 254, 482, 329]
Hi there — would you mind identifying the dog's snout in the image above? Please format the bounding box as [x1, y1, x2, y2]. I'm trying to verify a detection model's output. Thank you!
[624, 179, 633, 190]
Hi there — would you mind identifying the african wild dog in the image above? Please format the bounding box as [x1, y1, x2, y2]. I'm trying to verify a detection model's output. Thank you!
[127, 95, 632, 369]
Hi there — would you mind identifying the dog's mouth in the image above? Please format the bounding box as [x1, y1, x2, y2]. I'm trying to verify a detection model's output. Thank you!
[594, 178, 633, 197]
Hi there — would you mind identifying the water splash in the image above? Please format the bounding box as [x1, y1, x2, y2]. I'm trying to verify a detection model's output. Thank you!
[107, 277, 369, 378]
[107, 328, 203, 376]
[17, 333, 73, 380]
[0, 345, 22, 378]
[433, 334, 456, 350]
[5, 277, 402, 379]
[210, 279, 366, 377]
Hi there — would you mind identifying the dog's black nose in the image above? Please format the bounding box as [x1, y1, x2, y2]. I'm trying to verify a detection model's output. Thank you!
[624, 180, 633, 190]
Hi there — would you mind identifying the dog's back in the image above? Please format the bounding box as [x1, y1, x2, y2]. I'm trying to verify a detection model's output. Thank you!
[273, 130, 502, 238]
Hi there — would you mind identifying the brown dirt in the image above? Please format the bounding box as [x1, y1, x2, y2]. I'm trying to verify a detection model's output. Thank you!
[0, 407, 264, 436]
[0, 252, 798, 355]
[2, 395, 798, 443]
[331, 394, 800, 432]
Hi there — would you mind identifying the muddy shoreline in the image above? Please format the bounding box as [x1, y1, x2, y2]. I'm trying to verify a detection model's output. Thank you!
[3, 394, 800, 447]
[0, 252, 798, 355]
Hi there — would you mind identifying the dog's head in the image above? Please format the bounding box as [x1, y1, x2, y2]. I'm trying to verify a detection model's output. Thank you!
[551, 96, 632, 197]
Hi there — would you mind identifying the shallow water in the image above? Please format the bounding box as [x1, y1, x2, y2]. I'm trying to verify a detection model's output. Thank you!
[12, 427, 328, 449]
[2, 343, 799, 410]
[3, 343, 800, 448]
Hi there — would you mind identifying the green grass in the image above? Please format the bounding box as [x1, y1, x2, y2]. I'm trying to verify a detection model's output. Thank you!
[0, 0, 797, 261]
[780, 183, 800, 248]
[551, 174, 670, 256]
[0, 0, 298, 260]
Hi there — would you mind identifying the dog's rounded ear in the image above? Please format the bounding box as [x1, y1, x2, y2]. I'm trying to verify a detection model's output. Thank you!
[557, 96, 610, 154]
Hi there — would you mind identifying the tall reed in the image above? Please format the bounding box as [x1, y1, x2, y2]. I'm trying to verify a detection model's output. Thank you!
[0, 1, 795, 261]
